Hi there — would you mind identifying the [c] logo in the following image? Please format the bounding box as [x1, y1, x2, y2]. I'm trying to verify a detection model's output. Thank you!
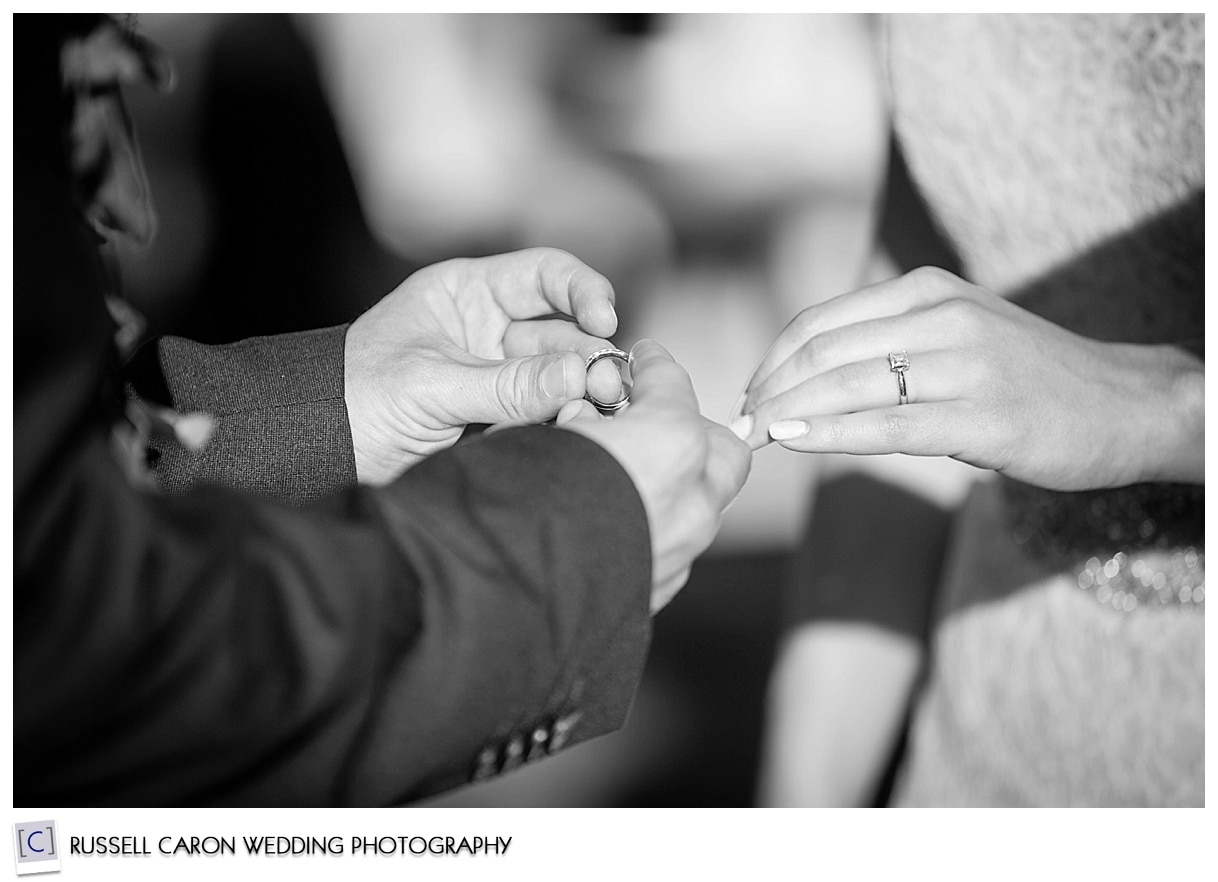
[12, 821, 60, 876]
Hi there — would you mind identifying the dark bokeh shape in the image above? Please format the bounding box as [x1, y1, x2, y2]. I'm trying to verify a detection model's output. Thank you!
[615, 552, 788, 806]
[877, 133, 964, 277]
[189, 14, 414, 344]
[785, 474, 952, 644]
[600, 12, 658, 38]
[1011, 189, 1203, 345]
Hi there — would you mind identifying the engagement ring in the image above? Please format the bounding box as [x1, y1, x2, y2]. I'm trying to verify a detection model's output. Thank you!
[888, 351, 910, 405]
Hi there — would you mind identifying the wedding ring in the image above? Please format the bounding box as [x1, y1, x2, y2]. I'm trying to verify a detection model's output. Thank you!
[888, 351, 910, 405]
[584, 347, 631, 412]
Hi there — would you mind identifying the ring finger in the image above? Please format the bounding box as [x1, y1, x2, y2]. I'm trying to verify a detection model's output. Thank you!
[739, 267, 967, 403]
[732, 349, 961, 449]
[743, 305, 970, 415]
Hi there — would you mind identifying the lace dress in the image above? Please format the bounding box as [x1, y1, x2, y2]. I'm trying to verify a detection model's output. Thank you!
[883, 13, 1204, 805]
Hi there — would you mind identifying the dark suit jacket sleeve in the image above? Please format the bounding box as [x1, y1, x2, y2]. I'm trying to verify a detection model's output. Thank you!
[129, 325, 359, 504]
[15, 148, 652, 808]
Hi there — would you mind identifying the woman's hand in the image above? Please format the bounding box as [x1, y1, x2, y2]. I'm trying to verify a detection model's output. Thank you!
[730, 267, 1203, 491]
[345, 248, 626, 485]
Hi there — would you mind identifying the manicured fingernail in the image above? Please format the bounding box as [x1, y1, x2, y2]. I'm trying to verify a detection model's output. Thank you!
[769, 420, 809, 441]
[729, 414, 753, 440]
[542, 356, 570, 399]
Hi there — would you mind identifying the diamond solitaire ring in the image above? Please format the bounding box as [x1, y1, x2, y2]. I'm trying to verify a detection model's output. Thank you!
[888, 351, 910, 405]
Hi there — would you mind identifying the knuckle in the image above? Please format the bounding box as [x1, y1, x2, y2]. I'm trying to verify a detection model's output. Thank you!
[539, 247, 581, 280]
[907, 265, 957, 290]
[656, 359, 694, 391]
[791, 306, 821, 342]
[824, 417, 848, 446]
[656, 425, 704, 477]
[410, 260, 458, 294]
[493, 361, 533, 421]
[935, 297, 981, 336]
[439, 256, 473, 282]
[970, 349, 1001, 388]
[538, 246, 574, 263]
[881, 410, 910, 443]
[835, 360, 871, 396]
[976, 404, 1005, 440]
[990, 393, 1020, 436]
[686, 424, 711, 465]
[794, 337, 819, 373]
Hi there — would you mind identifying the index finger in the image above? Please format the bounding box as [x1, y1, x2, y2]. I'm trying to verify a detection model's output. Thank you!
[739, 267, 960, 415]
[459, 248, 619, 338]
[626, 339, 701, 417]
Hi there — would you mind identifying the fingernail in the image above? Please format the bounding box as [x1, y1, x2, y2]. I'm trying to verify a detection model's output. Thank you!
[628, 339, 653, 367]
[542, 356, 570, 399]
[729, 414, 753, 441]
[769, 420, 809, 441]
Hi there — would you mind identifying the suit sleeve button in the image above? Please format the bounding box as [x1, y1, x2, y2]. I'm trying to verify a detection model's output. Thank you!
[525, 725, 549, 762]
[548, 711, 582, 753]
[501, 733, 526, 772]
[471, 745, 499, 781]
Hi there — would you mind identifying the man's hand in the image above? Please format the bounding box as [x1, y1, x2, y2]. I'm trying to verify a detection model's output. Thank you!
[556, 340, 752, 613]
[345, 248, 626, 484]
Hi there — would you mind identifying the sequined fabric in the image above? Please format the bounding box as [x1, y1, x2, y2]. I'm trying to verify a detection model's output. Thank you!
[1075, 548, 1203, 612]
[1004, 478, 1204, 614]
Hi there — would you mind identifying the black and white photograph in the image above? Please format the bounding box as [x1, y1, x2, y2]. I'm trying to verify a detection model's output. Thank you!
[10, 9, 1205, 840]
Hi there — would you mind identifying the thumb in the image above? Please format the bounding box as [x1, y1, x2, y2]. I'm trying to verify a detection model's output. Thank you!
[458, 350, 588, 426]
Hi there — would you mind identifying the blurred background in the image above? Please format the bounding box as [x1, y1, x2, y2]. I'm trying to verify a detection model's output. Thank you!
[115, 13, 958, 806]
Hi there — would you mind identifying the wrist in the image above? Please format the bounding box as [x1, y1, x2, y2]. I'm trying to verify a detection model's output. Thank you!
[344, 322, 396, 486]
[1128, 344, 1204, 485]
[344, 320, 448, 485]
